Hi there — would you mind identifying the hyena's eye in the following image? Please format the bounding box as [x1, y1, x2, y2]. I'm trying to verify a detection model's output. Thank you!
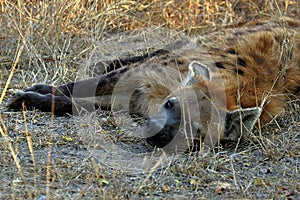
[164, 97, 177, 109]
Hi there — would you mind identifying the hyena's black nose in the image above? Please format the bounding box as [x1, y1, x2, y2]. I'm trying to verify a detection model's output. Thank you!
[163, 97, 177, 109]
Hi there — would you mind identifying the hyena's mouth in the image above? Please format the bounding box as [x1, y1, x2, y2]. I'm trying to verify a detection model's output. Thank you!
[146, 130, 173, 148]
[143, 118, 180, 148]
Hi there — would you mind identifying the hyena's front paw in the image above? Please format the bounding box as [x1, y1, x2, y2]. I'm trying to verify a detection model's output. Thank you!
[25, 83, 54, 95]
[6, 91, 28, 110]
[6, 91, 50, 111]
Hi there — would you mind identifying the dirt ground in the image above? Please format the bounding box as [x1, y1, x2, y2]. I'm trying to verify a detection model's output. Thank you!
[0, 1, 300, 199]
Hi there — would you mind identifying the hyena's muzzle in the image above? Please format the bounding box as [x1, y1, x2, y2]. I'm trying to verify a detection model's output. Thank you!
[143, 90, 203, 151]
[144, 97, 182, 148]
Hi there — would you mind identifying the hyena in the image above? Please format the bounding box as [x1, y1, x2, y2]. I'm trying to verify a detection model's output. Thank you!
[7, 17, 300, 151]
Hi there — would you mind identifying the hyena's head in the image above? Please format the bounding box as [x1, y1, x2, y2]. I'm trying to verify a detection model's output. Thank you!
[144, 61, 262, 152]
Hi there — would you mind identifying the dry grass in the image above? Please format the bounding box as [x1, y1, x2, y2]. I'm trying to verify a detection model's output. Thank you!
[0, 0, 300, 199]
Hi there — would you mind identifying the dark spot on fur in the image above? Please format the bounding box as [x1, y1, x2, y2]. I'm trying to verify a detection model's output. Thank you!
[176, 59, 185, 65]
[274, 35, 281, 43]
[144, 83, 151, 88]
[252, 55, 265, 65]
[237, 57, 247, 67]
[227, 48, 237, 55]
[161, 55, 169, 60]
[214, 62, 226, 69]
[236, 69, 244, 75]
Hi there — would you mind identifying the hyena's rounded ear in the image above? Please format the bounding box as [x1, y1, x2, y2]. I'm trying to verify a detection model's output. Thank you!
[223, 107, 262, 141]
[184, 61, 211, 85]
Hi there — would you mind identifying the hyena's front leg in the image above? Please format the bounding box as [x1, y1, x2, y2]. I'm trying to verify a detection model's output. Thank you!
[6, 91, 75, 115]
[7, 67, 129, 115]
[6, 79, 103, 115]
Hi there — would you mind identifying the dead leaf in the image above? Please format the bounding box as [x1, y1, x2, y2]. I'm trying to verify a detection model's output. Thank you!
[63, 135, 73, 142]
[214, 187, 225, 194]
[162, 185, 170, 193]
[254, 178, 265, 186]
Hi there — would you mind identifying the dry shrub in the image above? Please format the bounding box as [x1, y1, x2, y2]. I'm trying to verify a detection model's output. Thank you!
[1, 1, 299, 70]
[2, 1, 300, 33]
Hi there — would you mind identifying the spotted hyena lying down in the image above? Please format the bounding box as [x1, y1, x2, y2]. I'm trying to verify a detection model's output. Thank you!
[7, 17, 300, 151]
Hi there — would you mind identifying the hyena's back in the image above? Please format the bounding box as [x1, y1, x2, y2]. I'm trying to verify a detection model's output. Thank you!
[189, 17, 300, 124]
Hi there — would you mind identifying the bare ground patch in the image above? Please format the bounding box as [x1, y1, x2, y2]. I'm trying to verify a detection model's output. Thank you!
[1, 105, 299, 199]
